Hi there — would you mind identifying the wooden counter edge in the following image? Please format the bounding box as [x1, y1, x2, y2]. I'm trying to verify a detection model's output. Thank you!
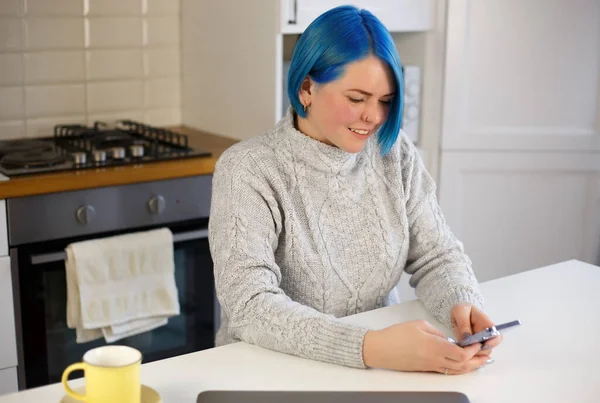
[0, 126, 240, 199]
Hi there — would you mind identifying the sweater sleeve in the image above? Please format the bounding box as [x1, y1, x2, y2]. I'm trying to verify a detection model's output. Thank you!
[208, 149, 369, 368]
[398, 137, 485, 329]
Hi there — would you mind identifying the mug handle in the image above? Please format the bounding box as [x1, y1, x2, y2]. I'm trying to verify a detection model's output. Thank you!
[61, 362, 86, 401]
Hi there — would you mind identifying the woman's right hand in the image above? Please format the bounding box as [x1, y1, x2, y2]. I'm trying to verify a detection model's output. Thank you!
[362, 320, 489, 375]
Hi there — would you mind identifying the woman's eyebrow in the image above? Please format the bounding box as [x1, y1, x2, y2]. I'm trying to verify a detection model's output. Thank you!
[347, 89, 396, 97]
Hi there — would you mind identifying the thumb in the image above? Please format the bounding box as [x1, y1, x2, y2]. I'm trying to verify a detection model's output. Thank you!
[416, 320, 446, 338]
[451, 304, 473, 342]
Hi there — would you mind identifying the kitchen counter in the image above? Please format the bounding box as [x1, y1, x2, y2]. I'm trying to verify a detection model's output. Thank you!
[0, 127, 239, 199]
[0, 259, 598, 403]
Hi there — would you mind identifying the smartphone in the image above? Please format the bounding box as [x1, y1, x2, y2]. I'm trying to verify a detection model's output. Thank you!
[447, 320, 522, 347]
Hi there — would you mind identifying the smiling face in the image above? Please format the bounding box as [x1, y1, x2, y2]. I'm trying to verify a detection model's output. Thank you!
[296, 54, 396, 153]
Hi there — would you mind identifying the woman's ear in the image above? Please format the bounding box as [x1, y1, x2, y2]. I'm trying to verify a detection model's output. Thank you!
[299, 76, 314, 107]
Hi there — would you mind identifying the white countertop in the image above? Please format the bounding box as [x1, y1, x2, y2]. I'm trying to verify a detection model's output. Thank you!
[1, 259, 599, 403]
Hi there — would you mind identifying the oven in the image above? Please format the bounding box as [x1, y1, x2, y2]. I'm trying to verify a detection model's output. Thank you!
[7, 175, 218, 390]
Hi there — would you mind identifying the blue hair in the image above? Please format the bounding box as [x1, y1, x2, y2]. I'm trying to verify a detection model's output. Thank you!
[287, 5, 404, 156]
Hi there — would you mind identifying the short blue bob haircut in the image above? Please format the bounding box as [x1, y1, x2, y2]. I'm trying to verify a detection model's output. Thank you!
[287, 5, 404, 156]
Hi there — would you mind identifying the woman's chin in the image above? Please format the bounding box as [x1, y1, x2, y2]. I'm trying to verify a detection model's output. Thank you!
[337, 141, 368, 154]
[335, 134, 371, 153]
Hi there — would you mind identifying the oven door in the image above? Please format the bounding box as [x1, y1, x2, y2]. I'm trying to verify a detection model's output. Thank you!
[10, 219, 217, 390]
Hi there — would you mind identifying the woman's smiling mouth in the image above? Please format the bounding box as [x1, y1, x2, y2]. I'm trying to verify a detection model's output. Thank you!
[349, 127, 370, 136]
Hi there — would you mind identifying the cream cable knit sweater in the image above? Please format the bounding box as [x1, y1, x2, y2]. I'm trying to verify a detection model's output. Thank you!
[208, 108, 484, 369]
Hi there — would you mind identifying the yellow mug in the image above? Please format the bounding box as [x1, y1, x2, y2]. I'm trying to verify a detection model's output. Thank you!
[61, 345, 142, 403]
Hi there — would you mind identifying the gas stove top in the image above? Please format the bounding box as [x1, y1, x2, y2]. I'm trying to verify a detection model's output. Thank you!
[0, 120, 211, 177]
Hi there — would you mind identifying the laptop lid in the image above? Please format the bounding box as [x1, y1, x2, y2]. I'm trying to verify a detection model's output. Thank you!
[197, 390, 471, 403]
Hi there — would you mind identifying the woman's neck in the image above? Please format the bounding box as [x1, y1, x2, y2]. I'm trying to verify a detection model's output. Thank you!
[294, 111, 335, 147]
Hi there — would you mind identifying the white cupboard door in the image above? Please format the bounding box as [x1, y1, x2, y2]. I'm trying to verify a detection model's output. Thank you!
[0, 256, 17, 370]
[0, 201, 6, 256]
[0, 367, 17, 396]
[181, 0, 281, 141]
[442, 0, 600, 151]
[281, 0, 434, 34]
[439, 151, 600, 282]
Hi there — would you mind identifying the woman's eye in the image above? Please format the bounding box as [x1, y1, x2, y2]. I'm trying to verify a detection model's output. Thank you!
[348, 97, 364, 103]
[380, 99, 392, 105]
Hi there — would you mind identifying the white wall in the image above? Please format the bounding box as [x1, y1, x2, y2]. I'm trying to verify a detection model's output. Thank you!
[392, 0, 448, 186]
[0, 0, 182, 140]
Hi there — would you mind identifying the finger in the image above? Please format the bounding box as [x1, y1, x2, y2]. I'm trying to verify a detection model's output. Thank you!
[440, 356, 469, 372]
[436, 337, 481, 362]
[451, 305, 473, 343]
[417, 320, 446, 338]
[475, 334, 502, 357]
[442, 354, 488, 372]
[475, 349, 492, 358]
[471, 306, 495, 329]
[482, 333, 503, 350]
[440, 354, 490, 375]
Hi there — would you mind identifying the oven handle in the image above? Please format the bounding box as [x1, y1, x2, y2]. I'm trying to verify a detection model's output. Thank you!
[29, 228, 209, 265]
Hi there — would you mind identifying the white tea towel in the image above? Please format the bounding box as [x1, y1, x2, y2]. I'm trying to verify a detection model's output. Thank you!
[65, 228, 180, 343]
[102, 317, 168, 343]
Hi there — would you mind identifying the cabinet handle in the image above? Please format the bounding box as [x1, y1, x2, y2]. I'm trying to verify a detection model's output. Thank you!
[288, 0, 297, 24]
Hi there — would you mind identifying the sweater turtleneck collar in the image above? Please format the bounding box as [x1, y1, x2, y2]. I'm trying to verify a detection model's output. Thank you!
[279, 107, 374, 175]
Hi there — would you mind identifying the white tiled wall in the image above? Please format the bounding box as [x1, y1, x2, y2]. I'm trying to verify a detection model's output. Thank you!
[0, 0, 181, 140]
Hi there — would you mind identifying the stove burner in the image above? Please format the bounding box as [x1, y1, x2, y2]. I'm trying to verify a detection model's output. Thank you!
[89, 131, 138, 150]
[0, 140, 54, 156]
[0, 119, 211, 177]
[1, 149, 67, 169]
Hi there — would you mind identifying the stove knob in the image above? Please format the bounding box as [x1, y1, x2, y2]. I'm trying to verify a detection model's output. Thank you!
[72, 152, 87, 165]
[148, 195, 166, 215]
[112, 147, 125, 159]
[130, 144, 144, 158]
[93, 150, 106, 163]
[76, 205, 96, 225]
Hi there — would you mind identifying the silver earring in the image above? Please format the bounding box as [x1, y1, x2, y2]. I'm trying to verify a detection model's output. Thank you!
[303, 104, 307, 113]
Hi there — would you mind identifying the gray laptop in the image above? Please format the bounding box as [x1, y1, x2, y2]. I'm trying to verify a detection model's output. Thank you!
[197, 391, 470, 403]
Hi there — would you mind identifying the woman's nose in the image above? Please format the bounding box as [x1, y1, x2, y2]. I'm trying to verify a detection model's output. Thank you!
[363, 102, 383, 125]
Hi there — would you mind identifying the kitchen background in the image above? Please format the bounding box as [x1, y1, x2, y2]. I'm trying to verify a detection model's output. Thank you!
[0, 0, 182, 137]
[0, 0, 599, 396]
[178, 0, 600, 285]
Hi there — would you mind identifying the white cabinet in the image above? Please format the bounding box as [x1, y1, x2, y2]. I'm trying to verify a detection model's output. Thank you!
[0, 201, 7, 256]
[181, 0, 434, 142]
[0, 256, 17, 370]
[0, 367, 17, 396]
[438, 0, 600, 280]
[439, 151, 600, 282]
[0, 204, 17, 395]
[281, 0, 434, 34]
[442, 0, 600, 152]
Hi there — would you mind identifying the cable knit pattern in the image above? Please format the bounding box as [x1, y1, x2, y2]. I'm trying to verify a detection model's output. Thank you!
[208, 107, 484, 369]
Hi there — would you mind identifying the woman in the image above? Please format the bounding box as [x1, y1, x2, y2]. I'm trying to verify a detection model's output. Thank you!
[208, 5, 501, 375]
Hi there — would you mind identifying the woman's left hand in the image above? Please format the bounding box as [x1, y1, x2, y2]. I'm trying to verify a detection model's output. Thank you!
[450, 304, 502, 357]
